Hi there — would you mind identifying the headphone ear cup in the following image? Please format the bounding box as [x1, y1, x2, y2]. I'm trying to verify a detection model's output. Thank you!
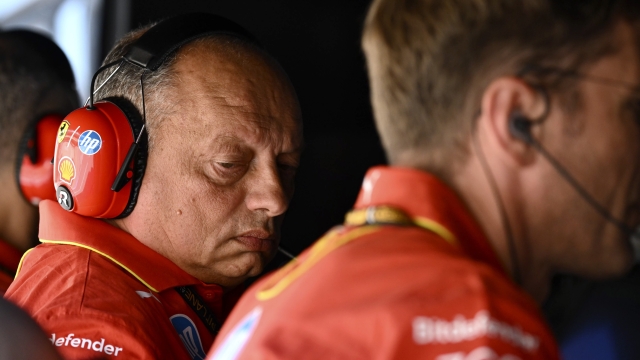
[53, 100, 145, 218]
[102, 97, 148, 219]
[509, 115, 534, 145]
[16, 115, 62, 204]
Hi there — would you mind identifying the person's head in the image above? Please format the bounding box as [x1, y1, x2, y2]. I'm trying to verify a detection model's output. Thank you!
[99, 19, 302, 288]
[363, 0, 640, 289]
[0, 30, 77, 250]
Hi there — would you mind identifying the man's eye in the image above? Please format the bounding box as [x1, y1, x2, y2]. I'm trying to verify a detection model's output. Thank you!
[217, 162, 236, 169]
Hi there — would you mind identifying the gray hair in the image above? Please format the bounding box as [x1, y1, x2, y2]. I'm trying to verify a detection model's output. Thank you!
[94, 24, 261, 150]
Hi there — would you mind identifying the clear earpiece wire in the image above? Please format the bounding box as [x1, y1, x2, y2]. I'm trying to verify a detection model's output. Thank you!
[84, 61, 124, 107]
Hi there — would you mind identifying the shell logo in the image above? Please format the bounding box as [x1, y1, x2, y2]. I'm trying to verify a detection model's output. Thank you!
[59, 157, 76, 184]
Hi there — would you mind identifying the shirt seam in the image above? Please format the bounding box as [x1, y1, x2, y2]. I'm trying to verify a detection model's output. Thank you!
[79, 249, 91, 312]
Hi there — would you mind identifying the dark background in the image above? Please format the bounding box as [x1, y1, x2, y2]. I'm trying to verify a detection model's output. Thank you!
[103, 1, 387, 262]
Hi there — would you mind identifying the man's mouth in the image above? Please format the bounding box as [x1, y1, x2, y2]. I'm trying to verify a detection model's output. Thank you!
[234, 229, 277, 252]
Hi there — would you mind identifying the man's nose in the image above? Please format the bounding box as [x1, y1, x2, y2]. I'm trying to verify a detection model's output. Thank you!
[245, 165, 288, 217]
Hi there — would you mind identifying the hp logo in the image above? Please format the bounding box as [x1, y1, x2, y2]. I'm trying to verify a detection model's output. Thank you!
[78, 130, 102, 155]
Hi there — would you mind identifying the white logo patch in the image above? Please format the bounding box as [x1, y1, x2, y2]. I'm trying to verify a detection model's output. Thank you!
[210, 307, 262, 360]
[412, 311, 539, 352]
[50, 333, 123, 356]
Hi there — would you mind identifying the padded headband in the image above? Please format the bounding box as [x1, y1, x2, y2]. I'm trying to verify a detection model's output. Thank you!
[124, 13, 259, 71]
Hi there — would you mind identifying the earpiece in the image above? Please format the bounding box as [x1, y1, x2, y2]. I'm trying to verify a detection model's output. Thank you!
[54, 13, 258, 218]
[508, 114, 534, 145]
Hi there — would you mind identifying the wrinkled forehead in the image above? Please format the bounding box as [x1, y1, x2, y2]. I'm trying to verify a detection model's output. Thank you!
[160, 43, 302, 149]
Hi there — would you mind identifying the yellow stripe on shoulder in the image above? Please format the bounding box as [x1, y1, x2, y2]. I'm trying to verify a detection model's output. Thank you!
[256, 226, 381, 301]
[412, 216, 456, 245]
[14, 247, 35, 279]
[39, 239, 158, 293]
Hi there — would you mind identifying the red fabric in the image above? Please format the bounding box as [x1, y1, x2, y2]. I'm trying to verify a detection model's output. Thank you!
[4, 200, 235, 359]
[0, 239, 21, 294]
[208, 166, 560, 360]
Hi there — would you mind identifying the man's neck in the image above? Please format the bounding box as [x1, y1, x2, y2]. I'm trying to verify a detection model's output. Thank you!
[449, 159, 552, 303]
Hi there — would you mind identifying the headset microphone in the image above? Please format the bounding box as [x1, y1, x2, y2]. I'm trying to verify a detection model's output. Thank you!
[509, 114, 638, 241]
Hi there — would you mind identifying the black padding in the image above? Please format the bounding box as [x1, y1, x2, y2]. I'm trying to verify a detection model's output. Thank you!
[102, 97, 148, 219]
[124, 13, 259, 71]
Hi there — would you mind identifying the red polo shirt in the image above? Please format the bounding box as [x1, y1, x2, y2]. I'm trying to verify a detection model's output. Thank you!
[0, 240, 21, 294]
[208, 166, 560, 360]
[5, 200, 239, 359]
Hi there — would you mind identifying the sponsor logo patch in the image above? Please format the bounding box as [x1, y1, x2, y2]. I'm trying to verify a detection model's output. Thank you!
[59, 156, 76, 184]
[56, 186, 73, 210]
[210, 307, 262, 360]
[412, 310, 539, 352]
[170, 314, 206, 360]
[50, 333, 124, 357]
[78, 130, 102, 155]
[57, 120, 70, 143]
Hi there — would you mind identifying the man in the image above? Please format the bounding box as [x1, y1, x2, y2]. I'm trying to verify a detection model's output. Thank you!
[5, 14, 302, 360]
[0, 30, 77, 293]
[209, 1, 640, 359]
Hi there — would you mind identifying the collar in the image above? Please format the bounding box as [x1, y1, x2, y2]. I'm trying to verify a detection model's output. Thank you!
[38, 200, 202, 293]
[353, 166, 507, 276]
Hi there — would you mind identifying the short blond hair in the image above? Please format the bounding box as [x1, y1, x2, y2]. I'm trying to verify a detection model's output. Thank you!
[363, 0, 640, 174]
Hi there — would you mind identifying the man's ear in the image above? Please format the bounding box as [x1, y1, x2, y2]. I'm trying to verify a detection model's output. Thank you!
[476, 77, 546, 166]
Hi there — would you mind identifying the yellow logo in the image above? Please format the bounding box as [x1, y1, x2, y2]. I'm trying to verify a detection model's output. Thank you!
[59, 157, 75, 184]
[57, 120, 70, 143]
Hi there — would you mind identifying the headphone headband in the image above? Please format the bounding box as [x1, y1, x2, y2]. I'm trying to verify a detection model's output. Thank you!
[124, 13, 259, 71]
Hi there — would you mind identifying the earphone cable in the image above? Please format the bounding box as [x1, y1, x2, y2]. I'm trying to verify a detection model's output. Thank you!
[88, 59, 123, 109]
[472, 134, 523, 285]
[529, 137, 631, 234]
[84, 61, 124, 107]
[137, 71, 148, 143]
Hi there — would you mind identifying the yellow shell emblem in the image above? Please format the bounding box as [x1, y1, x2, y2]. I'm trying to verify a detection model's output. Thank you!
[59, 157, 76, 184]
[57, 120, 70, 143]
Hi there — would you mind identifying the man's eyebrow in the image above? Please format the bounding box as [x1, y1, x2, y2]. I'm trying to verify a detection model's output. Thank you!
[208, 135, 246, 152]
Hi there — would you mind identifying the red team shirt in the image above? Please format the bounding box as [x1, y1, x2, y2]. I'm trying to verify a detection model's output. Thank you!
[208, 166, 560, 360]
[5, 200, 240, 359]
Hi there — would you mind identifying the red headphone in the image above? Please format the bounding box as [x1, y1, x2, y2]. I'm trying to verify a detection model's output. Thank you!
[53, 13, 258, 218]
[18, 115, 64, 204]
[7, 30, 77, 206]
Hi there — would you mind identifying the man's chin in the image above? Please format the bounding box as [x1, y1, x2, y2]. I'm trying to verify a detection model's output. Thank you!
[203, 251, 271, 286]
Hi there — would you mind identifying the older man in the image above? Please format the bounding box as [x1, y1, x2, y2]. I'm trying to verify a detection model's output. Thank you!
[5, 14, 302, 360]
[209, 1, 640, 359]
[0, 30, 77, 293]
